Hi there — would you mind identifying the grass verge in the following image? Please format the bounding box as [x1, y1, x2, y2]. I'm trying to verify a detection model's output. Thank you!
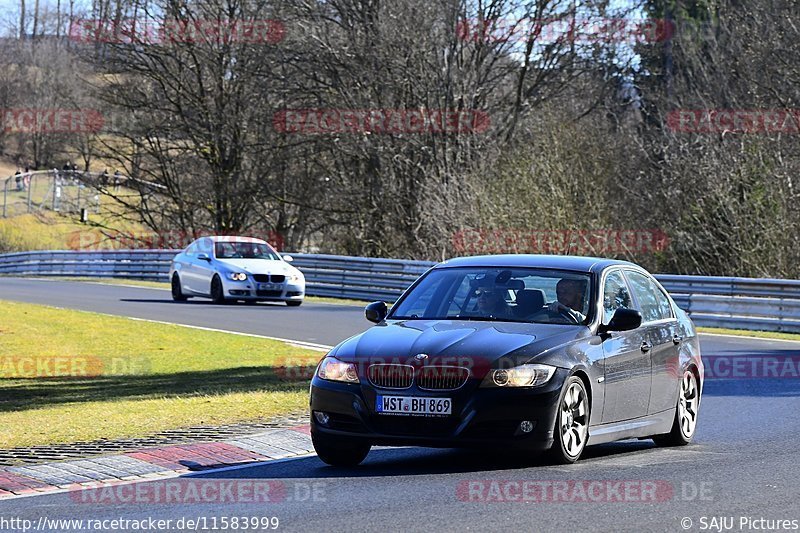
[0, 300, 324, 448]
[697, 327, 800, 342]
[0, 210, 146, 253]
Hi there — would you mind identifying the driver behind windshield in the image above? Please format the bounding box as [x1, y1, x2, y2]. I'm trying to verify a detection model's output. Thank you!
[546, 278, 588, 323]
[239, 243, 258, 258]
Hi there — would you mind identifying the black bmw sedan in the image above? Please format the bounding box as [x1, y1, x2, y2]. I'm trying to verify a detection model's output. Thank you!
[309, 255, 703, 465]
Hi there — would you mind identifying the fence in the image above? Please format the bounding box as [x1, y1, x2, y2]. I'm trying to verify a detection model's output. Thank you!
[1, 249, 799, 333]
[2, 170, 163, 218]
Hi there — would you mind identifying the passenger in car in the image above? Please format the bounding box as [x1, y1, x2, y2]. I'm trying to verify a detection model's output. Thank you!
[474, 285, 510, 318]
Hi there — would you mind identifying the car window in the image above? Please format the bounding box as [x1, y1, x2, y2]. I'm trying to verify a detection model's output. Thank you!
[195, 237, 215, 255]
[391, 267, 592, 325]
[185, 242, 198, 256]
[213, 241, 281, 260]
[602, 269, 633, 324]
[445, 275, 473, 315]
[626, 271, 673, 322]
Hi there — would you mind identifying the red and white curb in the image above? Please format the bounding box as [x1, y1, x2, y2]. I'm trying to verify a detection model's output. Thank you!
[0, 426, 313, 500]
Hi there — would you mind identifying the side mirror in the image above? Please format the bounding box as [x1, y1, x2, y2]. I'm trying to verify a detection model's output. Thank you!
[197, 253, 211, 262]
[599, 308, 642, 334]
[365, 301, 388, 324]
[282, 254, 294, 262]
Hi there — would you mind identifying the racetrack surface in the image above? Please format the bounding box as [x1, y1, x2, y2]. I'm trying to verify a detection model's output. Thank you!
[0, 278, 364, 346]
[1, 278, 799, 531]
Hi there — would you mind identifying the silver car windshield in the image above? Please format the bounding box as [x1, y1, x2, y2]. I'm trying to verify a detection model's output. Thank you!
[390, 267, 592, 325]
[213, 242, 281, 260]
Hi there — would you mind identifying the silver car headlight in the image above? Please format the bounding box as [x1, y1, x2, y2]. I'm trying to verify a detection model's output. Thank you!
[228, 272, 247, 281]
[287, 272, 304, 283]
[316, 357, 359, 383]
[482, 364, 556, 387]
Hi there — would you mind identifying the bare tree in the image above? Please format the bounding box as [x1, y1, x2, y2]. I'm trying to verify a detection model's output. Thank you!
[19, 0, 26, 38]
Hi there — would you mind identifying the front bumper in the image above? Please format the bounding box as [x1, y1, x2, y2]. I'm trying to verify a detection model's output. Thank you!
[309, 369, 568, 451]
[222, 278, 305, 300]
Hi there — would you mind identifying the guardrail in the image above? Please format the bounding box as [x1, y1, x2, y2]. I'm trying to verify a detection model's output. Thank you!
[1, 250, 799, 333]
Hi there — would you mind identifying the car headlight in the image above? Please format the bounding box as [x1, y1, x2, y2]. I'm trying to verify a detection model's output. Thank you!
[228, 272, 247, 281]
[288, 272, 304, 283]
[483, 364, 556, 387]
[317, 357, 359, 383]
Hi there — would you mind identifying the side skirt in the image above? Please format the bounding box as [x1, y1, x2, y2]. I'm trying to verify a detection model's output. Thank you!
[587, 409, 675, 445]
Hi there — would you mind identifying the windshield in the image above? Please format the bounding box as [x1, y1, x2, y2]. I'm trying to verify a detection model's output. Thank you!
[390, 267, 593, 325]
[213, 241, 281, 260]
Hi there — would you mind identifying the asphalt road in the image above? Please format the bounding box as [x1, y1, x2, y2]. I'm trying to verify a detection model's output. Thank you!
[1, 278, 799, 532]
[0, 278, 366, 346]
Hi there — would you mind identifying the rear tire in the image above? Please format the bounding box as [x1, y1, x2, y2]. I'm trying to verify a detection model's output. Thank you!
[210, 275, 227, 304]
[171, 274, 188, 302]
[311, 431, 371, 466]
[653, 369, 699, 446]
[549, 376, 590, 464]
[286, 300, 303, 307]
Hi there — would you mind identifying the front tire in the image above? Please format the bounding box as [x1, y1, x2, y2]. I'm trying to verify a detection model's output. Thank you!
[171, 274, 188, 302]
[210, 275, 227, 304]
[653, 369, 700, 446]
[311, 431, 371, 466]
[549, 376, 590, 464]
[286, 300, 303, 307]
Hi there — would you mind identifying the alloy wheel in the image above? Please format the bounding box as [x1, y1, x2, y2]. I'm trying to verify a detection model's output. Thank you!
[560, 381, 589, 457]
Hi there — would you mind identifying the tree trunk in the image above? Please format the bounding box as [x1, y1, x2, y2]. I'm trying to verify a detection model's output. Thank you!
[32, 0, 39, 39]
[19, 0, 25, 39]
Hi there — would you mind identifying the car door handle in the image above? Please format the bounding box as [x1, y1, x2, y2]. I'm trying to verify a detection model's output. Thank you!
[640, 341, 652, 353]
[672, 334, 683, 345]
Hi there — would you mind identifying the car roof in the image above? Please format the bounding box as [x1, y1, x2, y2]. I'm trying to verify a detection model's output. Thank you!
[197, 236, 268, 244]
[435, 254, 639, 274]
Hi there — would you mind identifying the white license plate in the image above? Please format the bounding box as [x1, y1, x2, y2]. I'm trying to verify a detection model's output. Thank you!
[258, 283, 279, 291]
[376, 395, 452, 416]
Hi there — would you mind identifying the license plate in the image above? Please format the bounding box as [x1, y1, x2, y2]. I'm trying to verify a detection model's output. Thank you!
[376, 395, 452, 416]
[258, 283, 279, 291]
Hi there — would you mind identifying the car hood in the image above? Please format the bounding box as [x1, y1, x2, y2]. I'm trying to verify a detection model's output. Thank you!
[216, 258, 296, 274]
[330, 319, 590, 371]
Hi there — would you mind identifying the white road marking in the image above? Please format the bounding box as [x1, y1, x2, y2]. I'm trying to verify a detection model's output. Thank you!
[124, 317, 332, 351]
[5, 295, 333, 352]
[23, 277, 362, 306]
